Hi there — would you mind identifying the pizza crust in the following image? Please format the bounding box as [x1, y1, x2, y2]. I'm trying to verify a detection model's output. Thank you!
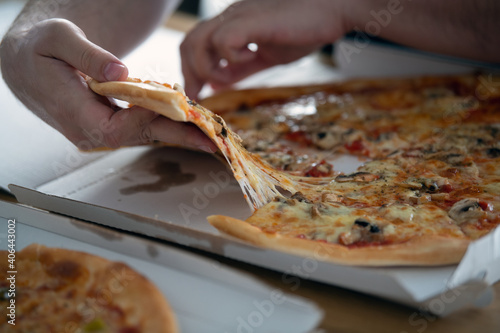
[208, 215, 470, 266]
[0, 244, 178, 332]
[201, 84, 339, 114]
[87, 78, 190, 122]
[200, 75, 477, 114]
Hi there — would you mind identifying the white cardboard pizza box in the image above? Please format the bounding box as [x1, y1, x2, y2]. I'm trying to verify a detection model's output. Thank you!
[1, 25, 499, 316]
[0, 200, 323, 333]
[6, 145, 500, 316]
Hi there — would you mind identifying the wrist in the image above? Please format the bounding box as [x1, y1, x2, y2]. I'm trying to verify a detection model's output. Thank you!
[335, 0, 360, 34]
[341, 0, 399, 34]
[307, 0, 353, 44]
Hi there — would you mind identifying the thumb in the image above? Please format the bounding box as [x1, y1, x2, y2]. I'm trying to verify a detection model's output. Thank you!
[37, 19, 128, 81]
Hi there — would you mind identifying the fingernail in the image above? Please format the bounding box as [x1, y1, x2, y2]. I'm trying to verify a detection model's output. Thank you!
[104, 63, 126, 81]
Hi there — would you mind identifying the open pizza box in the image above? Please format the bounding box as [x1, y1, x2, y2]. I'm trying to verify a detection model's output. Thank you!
[1, 28, 500, 317]
[6, 145, 500, 317]
[0, 200, 323, 332]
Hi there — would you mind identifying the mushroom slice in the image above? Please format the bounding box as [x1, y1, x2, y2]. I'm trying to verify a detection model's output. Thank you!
[291, 191, 311, 204]
[448, 198, 485, 224]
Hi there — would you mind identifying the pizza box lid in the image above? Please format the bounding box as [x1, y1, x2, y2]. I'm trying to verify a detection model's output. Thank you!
[1, 26, 499, 316]
[0, 200, 323, 332]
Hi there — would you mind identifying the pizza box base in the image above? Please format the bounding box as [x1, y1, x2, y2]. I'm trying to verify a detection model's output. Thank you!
[7, 145, 500, 317]
[0, 200, 322, 333]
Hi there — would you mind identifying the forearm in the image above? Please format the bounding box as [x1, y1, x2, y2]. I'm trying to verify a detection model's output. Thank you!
[344, 0, 500, 63]
[5, 0, 179, 57]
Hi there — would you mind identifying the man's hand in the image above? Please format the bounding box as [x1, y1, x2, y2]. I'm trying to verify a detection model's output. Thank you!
[181, 0, 500, 100]
[181, 0, 347, 99]
[1, 0, 216, 152]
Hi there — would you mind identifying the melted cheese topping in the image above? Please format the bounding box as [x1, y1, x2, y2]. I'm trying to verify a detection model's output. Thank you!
[91, 76, 500, 249]
[206, 75, 500, 246]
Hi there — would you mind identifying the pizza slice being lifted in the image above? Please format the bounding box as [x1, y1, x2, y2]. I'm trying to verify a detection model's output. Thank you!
[88, 77, 315, 209]
[88, 75, 500, 267]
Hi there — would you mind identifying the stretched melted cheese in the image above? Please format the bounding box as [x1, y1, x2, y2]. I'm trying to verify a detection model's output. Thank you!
[182, 99, 322, 209]
[88, 77, 313, 209]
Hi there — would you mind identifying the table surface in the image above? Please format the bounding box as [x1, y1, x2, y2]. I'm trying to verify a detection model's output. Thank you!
[1, 10, 499, 333]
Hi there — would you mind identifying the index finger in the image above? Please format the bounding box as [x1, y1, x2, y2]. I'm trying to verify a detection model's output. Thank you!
[181, 20, 223, 99]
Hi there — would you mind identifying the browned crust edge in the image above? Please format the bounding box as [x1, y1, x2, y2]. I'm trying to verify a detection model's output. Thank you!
[0, 244, 178, 333]
[208, 215, 470, 266]
[200, 74, 477, 114]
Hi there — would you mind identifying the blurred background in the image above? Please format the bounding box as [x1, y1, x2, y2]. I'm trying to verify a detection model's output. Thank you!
[0, 0, 489, 81]
[0, 0, 233, 35]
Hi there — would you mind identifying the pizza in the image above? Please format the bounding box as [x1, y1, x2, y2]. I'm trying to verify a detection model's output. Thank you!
[88, 77, 304, 208]
[88, 74, 500, 266]
[0, 244, 178, 332]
